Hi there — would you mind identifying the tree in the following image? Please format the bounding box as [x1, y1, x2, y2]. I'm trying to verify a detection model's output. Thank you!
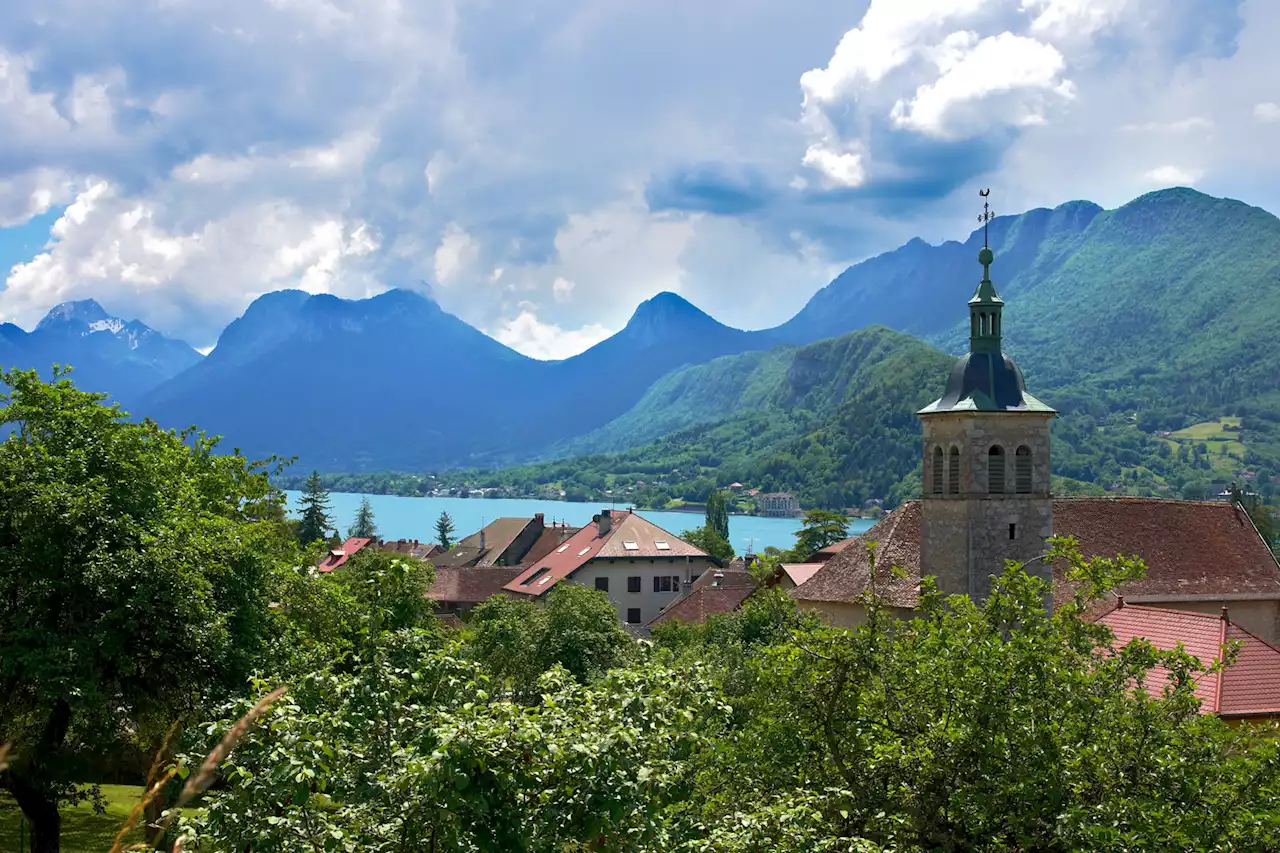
[435, 510, 456, 549]
[0, 368, 293, 853]
[681, 525, 735, 564]
[706, 489, 731, 542]
[297, 470, 332, 545]
[348, 496, 378, 539]
[791, 509, 850, 560]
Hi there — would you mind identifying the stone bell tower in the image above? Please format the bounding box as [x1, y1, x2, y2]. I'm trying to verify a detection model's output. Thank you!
[917, 190, 1057, 601]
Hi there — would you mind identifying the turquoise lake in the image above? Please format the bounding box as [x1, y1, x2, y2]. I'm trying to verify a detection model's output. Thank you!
[284, 491, 875, 554]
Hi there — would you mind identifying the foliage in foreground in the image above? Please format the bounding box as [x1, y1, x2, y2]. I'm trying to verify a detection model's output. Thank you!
[177, 540, 1280, 852]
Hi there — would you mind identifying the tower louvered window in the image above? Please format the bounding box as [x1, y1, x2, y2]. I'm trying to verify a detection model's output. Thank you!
[1015, 445, 1032, 494]
[988, 445, 1005, 494]
[948, 447, 960, 494]
[932, 447, 944, 494]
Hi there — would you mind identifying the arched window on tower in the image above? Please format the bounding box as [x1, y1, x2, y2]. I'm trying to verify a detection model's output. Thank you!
[932, 446, 944, 495]
[980, 313, 988, 335]
[948, 447, 960, 494]
[1015, 445, 1032, 494]
[988, 445, 1006, 494]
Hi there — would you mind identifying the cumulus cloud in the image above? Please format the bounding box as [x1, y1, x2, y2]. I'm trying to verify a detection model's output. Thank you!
[1142, 164, 1203, 185]
[1256, 102, 1280, 123]
[491, 306, 614, 360]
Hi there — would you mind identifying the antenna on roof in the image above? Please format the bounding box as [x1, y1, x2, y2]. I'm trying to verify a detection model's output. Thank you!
[744, 537, 757, 557]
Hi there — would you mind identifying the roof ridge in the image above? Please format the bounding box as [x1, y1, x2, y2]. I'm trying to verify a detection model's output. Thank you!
[1053, 496, 1230, 507]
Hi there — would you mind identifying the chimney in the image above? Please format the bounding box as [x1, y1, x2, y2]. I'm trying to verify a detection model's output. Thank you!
[598, 509, 613, 537]
[479, 529, 487, 552]
[1116, 595, 1125, 609]
[711, 570, 724, 588]
[1221, 605, 1230, 622]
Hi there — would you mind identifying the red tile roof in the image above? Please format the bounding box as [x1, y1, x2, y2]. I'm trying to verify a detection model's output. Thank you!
[316, 537, 374, 572]
[1052, 498, 1280, 609]
[520, 525, 583, 566]
[791, 502, 922, 608]
[648, 584, 756, 627]
[1098, 603, 1280, 717]
[429, 566, 524, 604]
[503, 510, 708, 598]
[812, 536, 858, 563]
[781, 563, 824, 587]
[791, 498, 1280, 612]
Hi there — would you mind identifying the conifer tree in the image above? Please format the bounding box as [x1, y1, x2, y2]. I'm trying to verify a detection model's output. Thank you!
[297, 471, 333, 545]
[435, 510, 456, 549]
[349, 496, 378, 539]
[705, 490, 730, 543]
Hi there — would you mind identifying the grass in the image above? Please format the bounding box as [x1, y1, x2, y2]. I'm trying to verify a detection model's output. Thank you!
[0, 785, 145, 853]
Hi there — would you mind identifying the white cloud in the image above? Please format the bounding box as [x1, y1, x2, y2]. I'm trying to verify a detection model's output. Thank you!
[1023, 0, 1131, 41]
[890, 32, 1072, 139]
[0, 168, 80, 227]
[801, 145, 867, 188]
[491, 307, 614, 360]
[552, 276, 575, 302]
[432, 223, 479, 286]
[1142, 165, 1203, 185]
[1255, 102, 1280, 123]
[1121, 116, 1213, 133]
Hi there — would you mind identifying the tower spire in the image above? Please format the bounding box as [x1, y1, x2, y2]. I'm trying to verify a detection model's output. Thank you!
[969, 188, 1002, 355]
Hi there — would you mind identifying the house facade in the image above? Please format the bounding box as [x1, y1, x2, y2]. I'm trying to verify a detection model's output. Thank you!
[758, 492, 800, 518]
[504, 509, 719, 625]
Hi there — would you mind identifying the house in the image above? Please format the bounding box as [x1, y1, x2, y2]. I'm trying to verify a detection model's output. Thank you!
[648, 563, 757, 627]
[503, 509, 718, 625]
[811, 537, 858, 564]
[428, 566, 524, 618]
[1098, 601, 1280, 722]
[316, 537, 374, 572]
[774, 563, 824, 590]
[790, 223, 1280, 639]
[380, 539, 445, 561]
[758, 492, 800, 518]
[433, 514, 550, 569]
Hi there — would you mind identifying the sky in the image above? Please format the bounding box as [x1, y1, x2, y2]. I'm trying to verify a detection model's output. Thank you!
[0, 0, 1277, 359]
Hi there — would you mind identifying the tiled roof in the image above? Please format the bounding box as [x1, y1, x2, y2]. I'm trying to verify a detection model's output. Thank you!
[648, 584, 755, 627]
[690, 564, 756, 592]
[428, 566, 524, 604]
[791, 503, 922, 608]
[316, 537, 374, 572]
[781, 563, 824, 587]
[1052, 498, 1280, 609]
[790, 498, 1280, 611]
[504, 510, 708, 598]
[433, 517, 538, 568]
[380, 540, 444, 560]
[812, 536, 858, 563]
[520, 525, 582, 566]
[1098, 603, 1280, 717]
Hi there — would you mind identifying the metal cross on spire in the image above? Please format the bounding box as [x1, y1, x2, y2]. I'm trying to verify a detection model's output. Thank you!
[977, 188, 994, 248]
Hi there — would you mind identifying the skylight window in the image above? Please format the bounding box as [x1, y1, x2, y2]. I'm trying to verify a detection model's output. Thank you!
[622, 541, 639, 551]
[556, 544, 569, 553]
[654, 541, 670, 550]
[578, 547, 592, 556]
[538, 576, 552, 585]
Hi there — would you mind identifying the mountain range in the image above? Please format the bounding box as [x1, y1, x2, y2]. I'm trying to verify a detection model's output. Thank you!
[3, 187, 1279, 501]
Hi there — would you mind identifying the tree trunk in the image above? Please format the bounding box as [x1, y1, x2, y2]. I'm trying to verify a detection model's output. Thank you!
[7, 774, 61, 853]
[3, 698, 74, 853]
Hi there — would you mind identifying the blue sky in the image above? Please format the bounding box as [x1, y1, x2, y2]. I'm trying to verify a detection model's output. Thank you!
[0, 0, 1277, 357]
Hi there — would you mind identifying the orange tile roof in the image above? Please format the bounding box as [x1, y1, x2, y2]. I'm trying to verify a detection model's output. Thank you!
[648, 584, 756, 627]
[781, 563, 824, 586]
[1098, 603, 1280, 717]
[791, 498, 1280, 611]
[503, 510, 709, 598]
[316, 537, 374, 572]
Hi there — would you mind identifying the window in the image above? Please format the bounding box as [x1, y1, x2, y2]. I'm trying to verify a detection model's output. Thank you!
[627, 576, 641, 593]
[626, 608, 642, 624]
[521, 567, 549, 586]
[653, 576, 679, 593]
[948, 447, 960, 494]
[1015, 445, 1032, 494]
[931, 446, 944, 495]
[1009, 523, 1017, 540]
[556, 544, 569, 553]
[595, 577, 609, 592]
[988, 445, 1006, 494]
[654, 540, 670, 550]
[578, 547, 592, 556]
[622, 540, 639, 551]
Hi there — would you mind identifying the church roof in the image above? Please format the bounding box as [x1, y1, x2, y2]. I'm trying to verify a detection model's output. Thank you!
[917, 351, 1057, 415]
[790, 498, 1280, 610]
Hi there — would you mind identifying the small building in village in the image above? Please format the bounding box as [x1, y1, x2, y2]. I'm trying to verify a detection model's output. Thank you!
[316, 537, 375, 572]
[504, 509, 718, 625]
[428, 566, 526, 620]
[648, 561, 757, 627]
[758, 492, 801, 518]
[789, 213, 1280, 643]
[434, 513, 563, 568]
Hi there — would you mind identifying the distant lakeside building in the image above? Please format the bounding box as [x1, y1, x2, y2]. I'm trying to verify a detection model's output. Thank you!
[757, 492, 800, 518]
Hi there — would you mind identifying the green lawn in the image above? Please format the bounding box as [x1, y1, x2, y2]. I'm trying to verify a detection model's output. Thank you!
[0, 785, 145, 853]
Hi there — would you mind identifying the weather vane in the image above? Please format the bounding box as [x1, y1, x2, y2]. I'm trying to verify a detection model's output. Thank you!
[978, 188, 994, 248]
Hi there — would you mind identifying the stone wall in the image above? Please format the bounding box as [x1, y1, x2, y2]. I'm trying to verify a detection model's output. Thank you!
[920, 411, 1055, 601]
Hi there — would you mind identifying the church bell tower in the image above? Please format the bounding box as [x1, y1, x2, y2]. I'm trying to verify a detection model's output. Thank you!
[917, 190, 1057, 601]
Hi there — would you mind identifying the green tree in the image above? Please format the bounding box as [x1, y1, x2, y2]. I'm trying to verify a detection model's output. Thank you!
[681, 525, 735, 564]
[0, 368, 293, 853]
[435, 510, 456, 549]
[297, 470, 332, 545]
[348, 496, 378, 539]
[706, 489, 731, 542]
[791, 509, 850, 560]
